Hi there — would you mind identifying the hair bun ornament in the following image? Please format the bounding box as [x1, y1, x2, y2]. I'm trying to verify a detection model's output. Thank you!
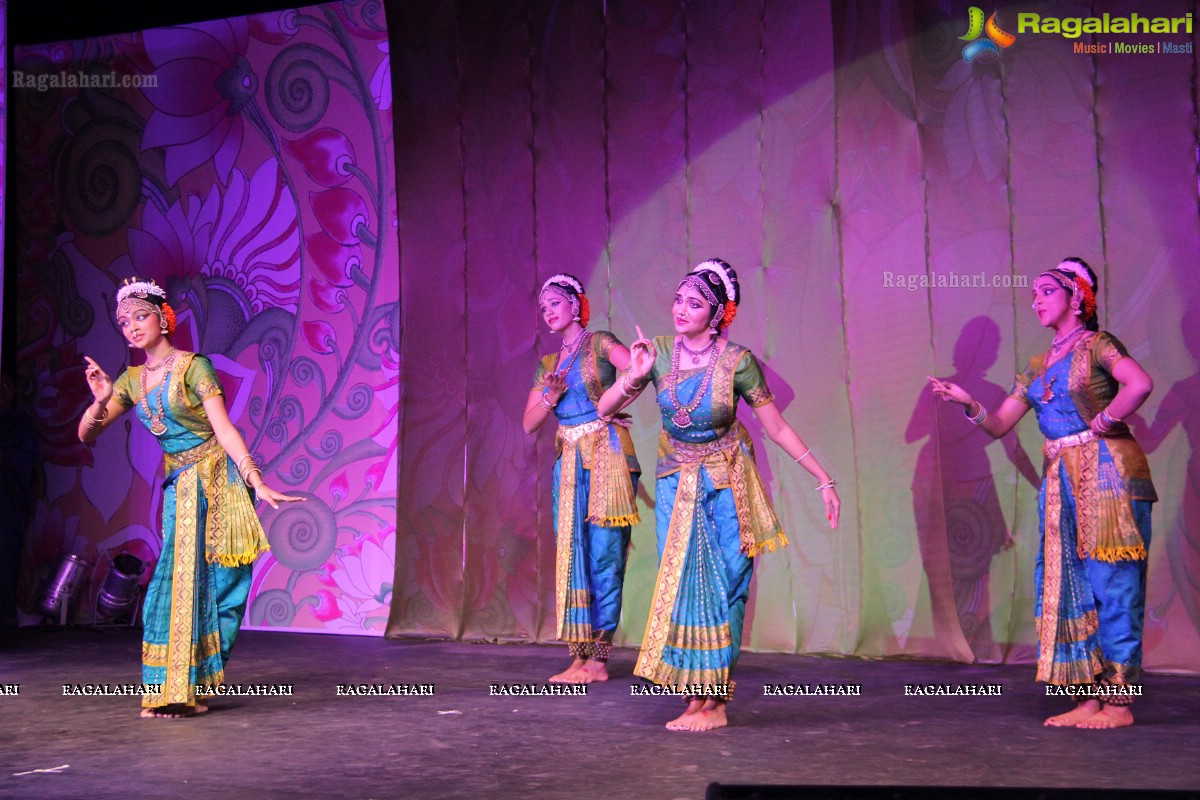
[116, 276, 168, 305]
[692, 259, 737, 304]
[540, 273, 584, 297]
[1056, 261, 1094, 288]
[579, 295, 590, 327]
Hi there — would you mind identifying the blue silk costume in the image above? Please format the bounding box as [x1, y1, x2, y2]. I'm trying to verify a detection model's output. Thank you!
[534, 331, 640, 648]
[114, 353, 269, 709]
[634, 337, 785, 701]
[1013, 331, 1155, 688]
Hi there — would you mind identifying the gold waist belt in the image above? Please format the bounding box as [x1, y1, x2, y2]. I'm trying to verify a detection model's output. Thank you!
[164, 436, 222, 472]
[668, 425, 741, 463]
[556, 417, 609, 446]
[1043, 429, 1097, 463]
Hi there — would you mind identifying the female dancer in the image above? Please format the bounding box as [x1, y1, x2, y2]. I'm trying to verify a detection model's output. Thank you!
[930, 258, 1155, 729]
[523, 274, 640, 684]
[598, 258, 840, 731]
[80, 278, 303, 718]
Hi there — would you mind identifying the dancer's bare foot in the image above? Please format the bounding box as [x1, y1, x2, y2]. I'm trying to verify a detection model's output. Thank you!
[548, 659, 588, 683]
[1044, 699, 1101, 727]
[139, 703, 208, 719]
[668, 698, 727, 731]
[1076, 705, 1134, 729]
[665, 699, 705, 730]
[576, 660, 609, 683]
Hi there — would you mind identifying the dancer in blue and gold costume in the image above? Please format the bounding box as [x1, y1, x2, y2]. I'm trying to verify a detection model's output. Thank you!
[932, 258, 1155, 729]
[524, 274, 640, 684]
[598, 259, 840, 731]
[80, 278, 303, 718]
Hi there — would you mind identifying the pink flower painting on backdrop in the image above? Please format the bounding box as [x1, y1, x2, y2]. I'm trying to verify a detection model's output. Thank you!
[143, 18, 260, 186]
[121, 160, 301, 315]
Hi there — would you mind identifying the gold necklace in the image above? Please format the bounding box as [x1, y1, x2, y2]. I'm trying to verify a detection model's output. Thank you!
[555, 331, 590, 377]
[143, 346, 177, 372]
[667, 338, 719, 428]
[139, 349, 178, 436]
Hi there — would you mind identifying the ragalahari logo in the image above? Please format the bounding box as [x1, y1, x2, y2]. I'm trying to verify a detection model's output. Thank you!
[960, 7, 1016, 62]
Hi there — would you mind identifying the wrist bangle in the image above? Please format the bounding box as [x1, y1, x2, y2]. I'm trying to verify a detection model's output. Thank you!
[814, 479, 837, 491]
[620, 372, 647, 398]
[794, 448, 812, 464]
[540, 394, 555, 411]
[83, 405, 108, 428]
[965, 402, 987, 425]
[238, 455, 260, 482]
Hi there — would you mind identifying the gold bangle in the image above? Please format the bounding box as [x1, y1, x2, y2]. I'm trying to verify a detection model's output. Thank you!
[244, 467, 264, 488]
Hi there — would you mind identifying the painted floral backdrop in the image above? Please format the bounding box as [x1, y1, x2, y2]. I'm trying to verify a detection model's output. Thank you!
[12, 1, 398, 635]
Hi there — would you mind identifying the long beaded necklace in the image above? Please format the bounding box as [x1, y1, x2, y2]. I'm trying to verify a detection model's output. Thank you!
[666, 337, 719, 429]
[554, 330, 590, 379]
[679, 335, 717, 365]
[139, 347, 178, 436]
[1040, 327, 1086, 403]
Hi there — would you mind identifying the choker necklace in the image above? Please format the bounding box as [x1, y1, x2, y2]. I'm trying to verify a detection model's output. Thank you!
[667, 338, 719, 428]
[1050, 326, 1086, 356]
[560, 328, 587, 350]
[140, 348, 179, 436]
[679, 335, 717, 365]
[143, 347, 177, 372]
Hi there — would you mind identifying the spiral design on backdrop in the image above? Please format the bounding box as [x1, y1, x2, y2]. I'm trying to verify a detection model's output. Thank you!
[249, 588, 297, 626]
[267, 495, 338, 571]
[308, 430, 343, 459]
[61, 118, 143, 236]
[289, 357, 326, 396]
[335, 383, 373, 420]
[945, 497, 1002, 582]
[342, 0, 387, 33]
[266, 45, 340, 132]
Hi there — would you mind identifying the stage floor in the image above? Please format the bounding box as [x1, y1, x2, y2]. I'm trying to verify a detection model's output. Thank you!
[2, 627, 1199, 799]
